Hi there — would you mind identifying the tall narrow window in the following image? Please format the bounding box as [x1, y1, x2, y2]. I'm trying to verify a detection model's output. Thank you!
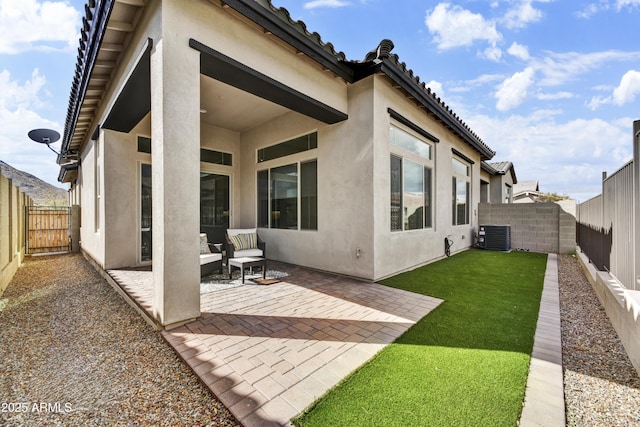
[271, 164, 298, 229]
[404, 160, 425, 230]
[141, 164, 152, 261]
[257, 170, 269, 228]
[452, 157, 470, 225]
[424, 167, 432, 228]
[390, 156, 402, 231]
[301, 160, 317, 230]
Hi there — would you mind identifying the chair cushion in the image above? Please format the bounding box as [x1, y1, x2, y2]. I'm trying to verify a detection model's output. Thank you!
[200, 253, 222, 265]
[233, 248, 264, 258]
[228, 232, 258, 251]
[199, 233, 211, 254]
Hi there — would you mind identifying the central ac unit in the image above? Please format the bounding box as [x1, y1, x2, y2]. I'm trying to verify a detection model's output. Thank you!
[478, 224, 511, 251]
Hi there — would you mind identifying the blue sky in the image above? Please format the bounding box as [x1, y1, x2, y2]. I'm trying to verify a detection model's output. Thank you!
[1, 0, 639, 202]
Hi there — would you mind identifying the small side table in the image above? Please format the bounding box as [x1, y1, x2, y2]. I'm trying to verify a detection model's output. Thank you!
[228, 257, 266, 284]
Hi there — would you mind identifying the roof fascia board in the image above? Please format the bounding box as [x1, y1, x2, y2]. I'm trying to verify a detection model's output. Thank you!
[221, 0, 353, 82]
[190, 38, 348, 124]
[379, 59, 495, 160]
[62, 0, 116, 155]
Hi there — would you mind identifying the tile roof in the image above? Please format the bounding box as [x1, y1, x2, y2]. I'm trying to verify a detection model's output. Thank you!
[61, 0, 496, 174]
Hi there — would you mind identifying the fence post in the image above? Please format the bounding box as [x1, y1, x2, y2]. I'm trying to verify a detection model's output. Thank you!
[633, 120, 640, 291]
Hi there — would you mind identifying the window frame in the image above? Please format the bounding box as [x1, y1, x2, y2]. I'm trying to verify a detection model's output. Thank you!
[452, 156, 471, 226]
[256, 133, 318, 231]
[389, 122, 435, 232]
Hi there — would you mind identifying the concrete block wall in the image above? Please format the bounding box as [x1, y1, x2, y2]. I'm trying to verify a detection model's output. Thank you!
[577, 251, 640, 376]
[478, 202, 576, 254]
[0, 175, 31, 297]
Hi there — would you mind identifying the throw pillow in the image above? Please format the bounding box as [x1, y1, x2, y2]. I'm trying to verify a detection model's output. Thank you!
[199, 233, 211, 254]
[229, 233, 258, 250]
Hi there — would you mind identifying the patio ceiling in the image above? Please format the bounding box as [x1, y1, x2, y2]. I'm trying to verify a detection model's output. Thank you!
[199, 75, 290, 133]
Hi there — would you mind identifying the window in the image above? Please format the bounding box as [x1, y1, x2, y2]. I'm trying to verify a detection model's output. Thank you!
[138, 136, 151, 153]
[257, 160, 317, 230]
[390, 125, 431, 160]
[258, 133, 317, 163]
[201, 148, 232, 166]
[390, 125, 433, 232]
[452, 157, 470, 225]
[140, 164, 152, 261]
[137, 136, 233, 166]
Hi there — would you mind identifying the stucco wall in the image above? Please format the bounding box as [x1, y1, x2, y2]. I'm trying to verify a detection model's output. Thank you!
[0, 175, 30, 297]
[238, 90, 375, 279]
[478, 202, 576, 254]
[372, 75, 481, 280]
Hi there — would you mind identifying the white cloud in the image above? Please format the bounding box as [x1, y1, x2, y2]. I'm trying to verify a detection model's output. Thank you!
[495, 67, 535, 111]
[462, 110, 633, 201]
[0, 69, 47, 110]
[0, 0, 80, 54]
[612, 70, 640, 105]
[507, 42, 530, 60]
[481, 45, 503, 62]
[536, 91, 574, 100]
[425, 3, 502, 50]
[616, 0, 640, 10]
[304, 0, 350, 9]
[586, 69, 640, 109]
[532, 50, 640, 86]
[502, 0, 545, 29]
[0, 68, 62, 187]
[426, 80, 444, 97]
[575, 2, 609, 18]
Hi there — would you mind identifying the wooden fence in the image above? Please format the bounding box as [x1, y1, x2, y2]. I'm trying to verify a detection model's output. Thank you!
[25, 207, 71, 254]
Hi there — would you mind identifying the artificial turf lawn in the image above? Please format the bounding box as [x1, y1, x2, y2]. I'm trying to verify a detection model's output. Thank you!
[293, 249, 548, 427]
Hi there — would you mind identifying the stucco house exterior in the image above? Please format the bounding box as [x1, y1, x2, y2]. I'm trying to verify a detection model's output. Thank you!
[59, 0, 502, 327]
[481, 161, 517, 204]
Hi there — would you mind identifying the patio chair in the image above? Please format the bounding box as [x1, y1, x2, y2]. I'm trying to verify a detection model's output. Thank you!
[200, 233, 223, 276]
[225, 228, 266, 262]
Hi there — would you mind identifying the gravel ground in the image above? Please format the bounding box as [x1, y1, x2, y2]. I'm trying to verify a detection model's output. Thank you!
[0, 253, 239, 427]
[559, 254, 640, 426]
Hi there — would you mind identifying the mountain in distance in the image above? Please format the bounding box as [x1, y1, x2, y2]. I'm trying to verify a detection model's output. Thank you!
[0, 161, 67, 206]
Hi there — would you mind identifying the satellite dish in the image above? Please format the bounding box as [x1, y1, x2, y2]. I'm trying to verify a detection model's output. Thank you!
[28, 128, 60, 145]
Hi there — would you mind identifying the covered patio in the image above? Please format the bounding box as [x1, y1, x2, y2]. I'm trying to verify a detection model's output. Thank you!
[107, 261, 443, 426]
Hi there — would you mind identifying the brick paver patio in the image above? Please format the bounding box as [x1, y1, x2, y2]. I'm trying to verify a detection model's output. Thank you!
[108, 262, 443, 426]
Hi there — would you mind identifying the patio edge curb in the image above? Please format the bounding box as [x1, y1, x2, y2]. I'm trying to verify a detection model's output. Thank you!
[519, 253, 566, 427]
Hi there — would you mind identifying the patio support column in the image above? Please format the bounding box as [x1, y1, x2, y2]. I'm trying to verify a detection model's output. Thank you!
[150, 35, 201, 327]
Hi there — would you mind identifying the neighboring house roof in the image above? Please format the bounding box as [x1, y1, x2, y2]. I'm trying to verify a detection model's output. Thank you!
[482, 161, 517, 184]
[514, 180, 539, 194]
[60, 0, 496, 177]
[513, 180, 541, 200]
